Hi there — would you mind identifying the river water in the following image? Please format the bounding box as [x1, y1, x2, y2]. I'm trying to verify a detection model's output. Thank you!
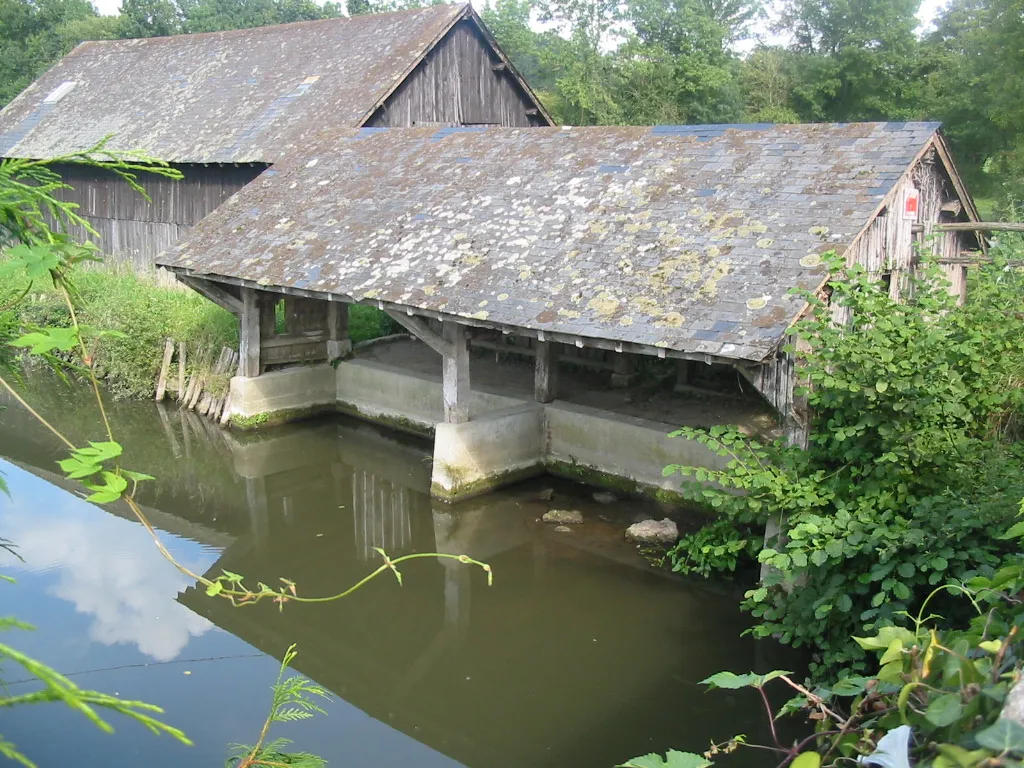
[0, 373, 780, 767]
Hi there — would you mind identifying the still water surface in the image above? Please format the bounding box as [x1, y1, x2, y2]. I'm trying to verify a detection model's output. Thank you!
[0, 374, 775, 767]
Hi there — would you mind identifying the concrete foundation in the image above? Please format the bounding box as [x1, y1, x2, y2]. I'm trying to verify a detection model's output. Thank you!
[431, 404, 546, 500]
[227, 364, 336, 425]
[223, 358, 740, 502]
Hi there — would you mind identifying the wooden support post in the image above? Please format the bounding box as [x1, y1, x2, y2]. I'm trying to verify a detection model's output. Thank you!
[155, 338, 175, 401]
[239, 288, 261, 378]
[610, 353, 639, 388]
[177, 342, 187, 400]
[442, 322, 470, 424]
[673, 359, 695, 392]
[534, 340, 559, 403]
[327, 302, 351, 360]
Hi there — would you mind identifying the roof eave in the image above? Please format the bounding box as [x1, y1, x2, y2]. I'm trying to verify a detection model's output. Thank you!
[162, 264, 767, 366]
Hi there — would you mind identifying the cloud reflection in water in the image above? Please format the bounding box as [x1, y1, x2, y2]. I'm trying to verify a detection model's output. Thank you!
[1, 463, 220, 662]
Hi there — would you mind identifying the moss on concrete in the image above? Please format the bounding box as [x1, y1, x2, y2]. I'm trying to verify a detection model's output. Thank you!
[229, 404, 333, 431]
[545, 457, 700, 509]
[334, 400, 435, 438]
[431, 463, 546, 503]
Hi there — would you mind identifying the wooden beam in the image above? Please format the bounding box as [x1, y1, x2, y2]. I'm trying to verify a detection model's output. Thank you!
[442, 323, 470, 424]
[673, 359, 695, 393]
[239, 288, 261, 377]
[924, 221, 1024, 233]
[166, 267, 760, 368]
[385, 310, 452, 357]
[179, 276, 242, 314]
[327, 301, 351, 359]
[534, 341, 559, 403]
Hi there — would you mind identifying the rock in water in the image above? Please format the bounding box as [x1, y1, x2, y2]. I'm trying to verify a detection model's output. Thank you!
[625, 518, 679, 544]
[554, 525, 572, 533]
[592, 491, 617, 504]
[536, 488, 555, 502]
[542, 509, 584, 525]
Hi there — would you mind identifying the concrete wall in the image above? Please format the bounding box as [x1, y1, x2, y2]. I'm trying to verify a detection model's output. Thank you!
[545, 401, 727, 496]
[228, 364, 336, 420]
[336, 360, 523, 434]
[228, 359, 731, 501]
[431, 404, 546, 500]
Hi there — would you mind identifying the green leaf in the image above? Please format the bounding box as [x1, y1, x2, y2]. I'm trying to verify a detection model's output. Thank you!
[975, 719, 1024, 753]
[999, 521, 1024, 540]
[619, 751, 713, 768]
[925, 693, 963, 728]
[791, 753, 821, 768]
[121, 469, 155, 482]
[876, 380, 889, 393]
[701, 671, 757, 689]
[205, 581, 224, 597]
[0, 243, 60, 280]
[83, 471, 128, 504]
[11, 327, 80, 354]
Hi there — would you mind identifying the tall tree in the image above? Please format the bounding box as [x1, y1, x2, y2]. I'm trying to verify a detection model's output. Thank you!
[777, 0, 921, 120]
[0, 0, 103, 105]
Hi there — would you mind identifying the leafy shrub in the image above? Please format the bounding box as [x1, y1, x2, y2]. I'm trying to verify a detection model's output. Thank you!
[669, 518, 756, 579]
[665, 250, 1024, 675]
[632, 514, 1024, 768]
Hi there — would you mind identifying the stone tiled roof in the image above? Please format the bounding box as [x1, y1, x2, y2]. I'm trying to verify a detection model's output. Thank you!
[0, 4, 467, 163]
[160, 122, 941, 362]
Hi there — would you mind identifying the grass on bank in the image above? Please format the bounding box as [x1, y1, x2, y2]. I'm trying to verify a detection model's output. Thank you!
[1, 267, 397, 399]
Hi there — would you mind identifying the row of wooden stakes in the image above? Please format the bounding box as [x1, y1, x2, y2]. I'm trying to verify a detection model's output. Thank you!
[154, 339, 239, 425]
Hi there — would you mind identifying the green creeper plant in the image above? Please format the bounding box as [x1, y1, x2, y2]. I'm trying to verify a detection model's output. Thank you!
[663, 251, 1024, 675]
[629, 512, 1024, 766]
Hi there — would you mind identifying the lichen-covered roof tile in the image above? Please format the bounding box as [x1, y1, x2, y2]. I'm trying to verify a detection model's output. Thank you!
[160, 121, 941, 363]
[0, 4, 466, 162]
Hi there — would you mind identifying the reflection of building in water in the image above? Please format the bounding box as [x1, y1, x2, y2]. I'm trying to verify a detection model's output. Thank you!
[351, 470, 413, 560]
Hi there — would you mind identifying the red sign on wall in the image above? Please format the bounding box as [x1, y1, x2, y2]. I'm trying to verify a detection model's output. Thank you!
[903, 188, 920, 221]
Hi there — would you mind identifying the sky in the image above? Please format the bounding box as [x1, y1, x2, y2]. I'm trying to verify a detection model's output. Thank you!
[90, 0, 950, 33]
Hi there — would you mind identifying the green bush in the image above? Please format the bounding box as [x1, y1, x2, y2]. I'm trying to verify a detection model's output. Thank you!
[664, 248, 1024, 676]
[1, 267, 238, 398]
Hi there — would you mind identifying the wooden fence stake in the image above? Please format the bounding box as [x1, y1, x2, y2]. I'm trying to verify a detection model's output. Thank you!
[155, 339, 175, 401]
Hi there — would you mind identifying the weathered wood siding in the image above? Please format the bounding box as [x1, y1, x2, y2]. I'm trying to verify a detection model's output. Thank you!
[367, 20, 548, 128]
[51, 162, 263, 279]
[839, 147, 969, 316]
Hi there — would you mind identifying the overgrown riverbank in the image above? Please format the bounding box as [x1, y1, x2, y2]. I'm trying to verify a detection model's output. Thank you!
[0, 267, 396, 399]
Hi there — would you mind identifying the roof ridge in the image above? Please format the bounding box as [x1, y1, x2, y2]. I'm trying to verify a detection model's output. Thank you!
[76, 2, 465, 48]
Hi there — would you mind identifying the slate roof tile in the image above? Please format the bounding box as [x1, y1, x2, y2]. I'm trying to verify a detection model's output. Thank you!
[160, 121, 940, 363]
[0, 4, 466, 163]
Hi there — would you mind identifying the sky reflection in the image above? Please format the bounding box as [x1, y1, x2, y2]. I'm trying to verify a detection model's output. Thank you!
[0, 460, 221, 662]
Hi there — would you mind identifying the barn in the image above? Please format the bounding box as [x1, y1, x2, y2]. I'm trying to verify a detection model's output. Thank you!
[0, 3, 550, 277]
[156, 121, 982, 500]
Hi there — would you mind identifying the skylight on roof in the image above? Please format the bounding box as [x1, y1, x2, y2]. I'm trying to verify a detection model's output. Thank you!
[43, 81, 77, 104]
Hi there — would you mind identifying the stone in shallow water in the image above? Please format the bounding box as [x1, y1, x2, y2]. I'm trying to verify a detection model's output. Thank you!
[625, 518, 679, 545]
[542, 509, 583, 524]
[593, 491, 617, 504]
[536, 488, 555, 502]
[554, 525, 572, 533]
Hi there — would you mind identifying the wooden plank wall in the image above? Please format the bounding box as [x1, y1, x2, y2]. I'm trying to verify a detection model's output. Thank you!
[259, 294, 331, 370]
[367, 20, 547, 128]
[839, 148, 968, 316]
[51, 162, 264, 276]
